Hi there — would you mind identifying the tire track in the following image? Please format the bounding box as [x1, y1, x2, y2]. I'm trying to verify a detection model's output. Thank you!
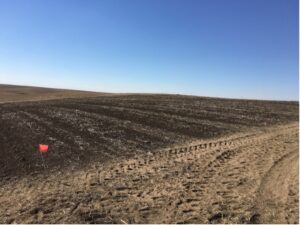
[254, 149, 299, 224]
[0, 122, 298, 223]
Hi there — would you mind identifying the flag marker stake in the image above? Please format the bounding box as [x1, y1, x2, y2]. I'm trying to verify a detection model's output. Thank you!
[39, 151, 46, 169]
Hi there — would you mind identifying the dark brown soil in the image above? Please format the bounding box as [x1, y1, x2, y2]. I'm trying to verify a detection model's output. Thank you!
[0, 92, 298, 179]
[0, 84, 107, 103]
[1, 122, 298, 224]
[0, 85, 298, 224]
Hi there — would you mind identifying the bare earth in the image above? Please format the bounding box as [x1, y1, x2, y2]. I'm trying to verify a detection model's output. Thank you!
[0, 85, 298, 223]
[1, 123, 298, 224]
[0, 84, 107, 103]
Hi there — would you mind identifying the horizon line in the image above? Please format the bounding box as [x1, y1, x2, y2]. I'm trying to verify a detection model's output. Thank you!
[1, 82, 299, 102]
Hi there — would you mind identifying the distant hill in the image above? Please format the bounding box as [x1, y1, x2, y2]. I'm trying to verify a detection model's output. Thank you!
[0, 84, 108, 103]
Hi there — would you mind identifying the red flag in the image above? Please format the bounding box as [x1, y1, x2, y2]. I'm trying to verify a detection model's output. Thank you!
[39, 144, 48, 153]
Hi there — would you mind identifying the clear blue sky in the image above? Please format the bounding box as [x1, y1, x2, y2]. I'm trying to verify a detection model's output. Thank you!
[0, 0, 298, 100]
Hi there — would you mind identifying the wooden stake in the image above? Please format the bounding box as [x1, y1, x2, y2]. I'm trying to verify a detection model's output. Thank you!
[40, 151, 46, 169]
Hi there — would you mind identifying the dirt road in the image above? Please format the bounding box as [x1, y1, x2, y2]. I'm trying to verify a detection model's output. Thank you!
[0, 122, 298, 223]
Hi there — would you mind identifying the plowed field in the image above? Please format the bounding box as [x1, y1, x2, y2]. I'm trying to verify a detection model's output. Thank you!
[0, 87, 298, 223]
